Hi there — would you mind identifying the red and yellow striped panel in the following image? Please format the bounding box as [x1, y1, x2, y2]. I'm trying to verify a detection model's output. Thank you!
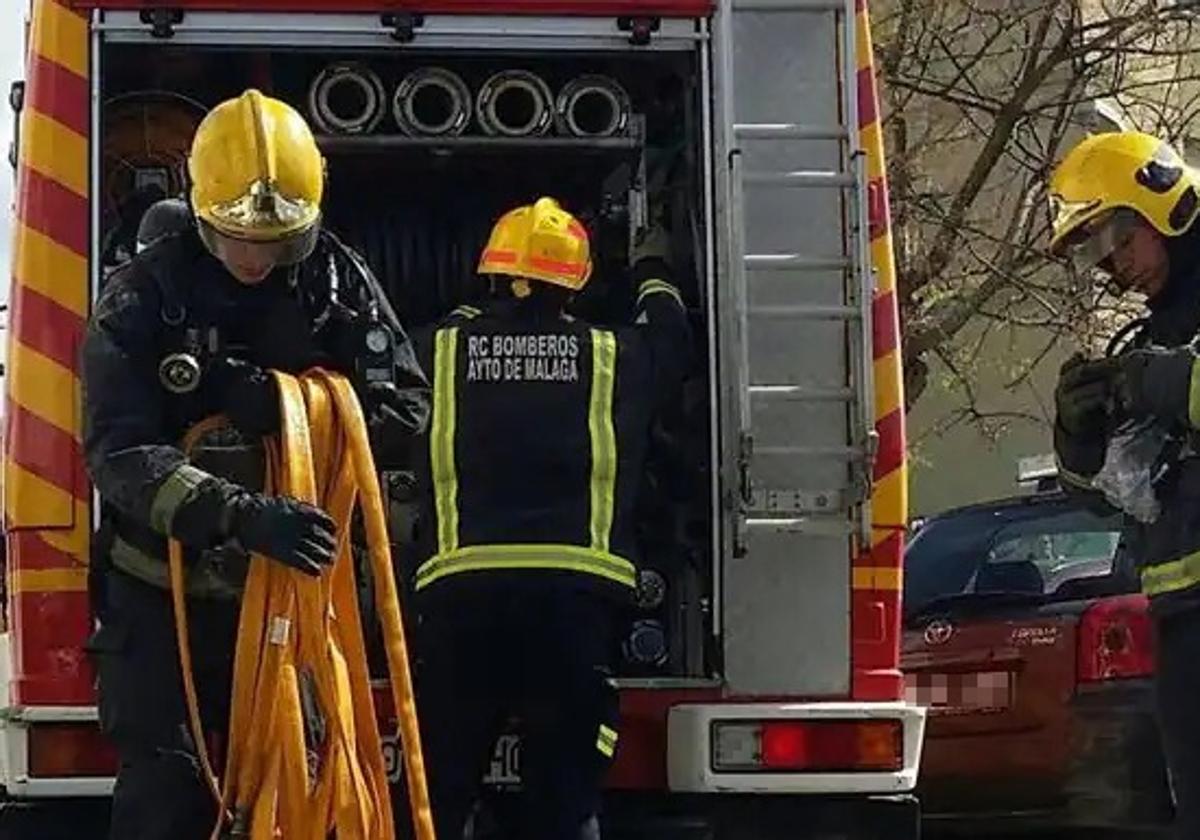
[851, 0, 908, 701]
[4, 0, 93, 706]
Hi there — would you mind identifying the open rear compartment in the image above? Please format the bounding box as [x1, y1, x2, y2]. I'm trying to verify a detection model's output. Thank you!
[97, 27, 719, 683]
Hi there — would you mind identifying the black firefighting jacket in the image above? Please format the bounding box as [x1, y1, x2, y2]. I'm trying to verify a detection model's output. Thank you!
[1056, 253, 1200, 616]
[412, 262, 691, 602]
[81, 226, 430, 599]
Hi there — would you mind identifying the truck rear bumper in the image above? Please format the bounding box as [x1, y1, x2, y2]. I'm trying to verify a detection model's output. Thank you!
[667, 701, 926, 794]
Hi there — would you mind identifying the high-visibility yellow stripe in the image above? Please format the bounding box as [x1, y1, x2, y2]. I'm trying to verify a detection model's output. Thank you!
[13, 222, 89, 318]
[1142, 551, 1200, 597]
[4, 461, 82, 531]
[21, 110, 88, 198]
[431, 328, 460, 554]
[32, 0, 89, 80]
[589, 330, 618, 554]
[852, 566, 902, 591]
[874, 350, 902, 420]
[1188, 358, 1200, 430]
[415, 544, 636, 591]
[12, 567, 88, 594]
[8, 343, 80, 440]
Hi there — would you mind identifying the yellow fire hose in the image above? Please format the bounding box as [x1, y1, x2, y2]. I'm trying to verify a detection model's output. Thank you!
[167, 369, 436, 840]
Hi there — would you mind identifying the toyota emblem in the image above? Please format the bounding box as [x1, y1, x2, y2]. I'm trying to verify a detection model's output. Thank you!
[924, 619, 954, 646]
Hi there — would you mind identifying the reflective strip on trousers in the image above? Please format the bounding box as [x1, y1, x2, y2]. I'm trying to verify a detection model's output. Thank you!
[431, 327, 460, 554]
[415, 544, 636, 590]
[1142, 551, 1200, 597]
[419, 327, 629, 590]
[596, 724, 618, 758]
[1190, 357, 1200, 429]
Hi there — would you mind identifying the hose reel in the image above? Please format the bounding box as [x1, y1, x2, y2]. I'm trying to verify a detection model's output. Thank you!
[555, 75, 632, 139]
[308, 62, 388, 135]
[476, 69, 554, 138]
[393, 67, 473, 137]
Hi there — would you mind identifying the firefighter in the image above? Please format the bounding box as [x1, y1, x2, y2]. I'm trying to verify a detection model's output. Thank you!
[81, 89, 429, 840]
[1049, 131, 1200, 838]
[413, 197, 691, 840]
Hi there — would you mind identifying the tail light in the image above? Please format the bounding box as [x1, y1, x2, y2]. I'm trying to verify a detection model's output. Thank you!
[1077, 594, 1154, 683]
[712, 719, 903, 773]
[27, 723, 119, 778]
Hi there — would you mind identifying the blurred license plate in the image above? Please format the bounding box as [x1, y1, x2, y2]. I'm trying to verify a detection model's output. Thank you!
[381, 733, 522, 786]
[904, 670, 1014, 715]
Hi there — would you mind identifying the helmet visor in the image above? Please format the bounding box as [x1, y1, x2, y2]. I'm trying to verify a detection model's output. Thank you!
[1059, 208, 1142, 276]
[197, 216, 320, 270]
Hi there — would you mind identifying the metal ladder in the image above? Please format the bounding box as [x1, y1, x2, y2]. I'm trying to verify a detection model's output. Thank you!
[714, 0, 876, 550]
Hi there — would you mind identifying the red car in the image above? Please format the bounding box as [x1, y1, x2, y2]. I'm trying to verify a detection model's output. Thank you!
[902, 491, 1174, 835]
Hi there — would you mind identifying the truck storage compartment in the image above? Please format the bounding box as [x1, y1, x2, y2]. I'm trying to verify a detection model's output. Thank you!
[98, 41, 716, 680]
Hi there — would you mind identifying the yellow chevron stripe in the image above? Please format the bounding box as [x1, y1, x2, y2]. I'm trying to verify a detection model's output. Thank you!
[8, 343, 81, 441]
[12, 567, 89, 594]
[31, 0, 89, 80]
[855, 10, 872, 77]
[5, 460, 78, 530]
[861, 121, 885, 182]
[21, 110, 88, 198]
[13, 222, 88, 318]
[870, 468, 907, 546]
[852, 565, 901, 591]
[874, 350, 902, 420]
[871, 235, 898, 295]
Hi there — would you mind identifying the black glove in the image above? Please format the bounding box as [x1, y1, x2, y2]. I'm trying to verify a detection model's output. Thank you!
[224, 491, 337, 576]
[1113, 346, 1195, 426]
[1055, 353, 1119, 437]
[210, 356, 280, 437]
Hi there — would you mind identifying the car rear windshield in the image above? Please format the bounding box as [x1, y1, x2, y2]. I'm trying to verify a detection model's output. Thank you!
[904, 499, 1126, 617]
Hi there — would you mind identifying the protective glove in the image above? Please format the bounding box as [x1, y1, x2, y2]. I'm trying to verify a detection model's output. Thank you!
[1055, 353, 1119, 437]
[363, 381, 427, 467]
[224, 491, 337, 577]
[1112, 346, 1196, 427]
[209, 356, 281, 437]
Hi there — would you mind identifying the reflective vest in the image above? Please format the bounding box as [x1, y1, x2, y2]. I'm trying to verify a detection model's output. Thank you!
[415, 312, 659, 597]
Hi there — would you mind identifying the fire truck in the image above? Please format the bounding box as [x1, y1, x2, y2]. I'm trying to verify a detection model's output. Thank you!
[0, 0, 924, 836]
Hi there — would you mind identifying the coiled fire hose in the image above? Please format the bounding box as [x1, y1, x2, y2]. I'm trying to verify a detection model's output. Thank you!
[168, 370, 435, 840]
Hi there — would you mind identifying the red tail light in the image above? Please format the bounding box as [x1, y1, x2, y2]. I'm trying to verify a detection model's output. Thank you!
[1077, 594, 1154, 683]
[27, 724, 119, 778]
[713, 719, 903, 772]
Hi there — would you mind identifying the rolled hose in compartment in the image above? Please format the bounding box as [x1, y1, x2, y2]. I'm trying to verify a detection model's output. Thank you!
[554, 75, 632, 138]
[308, 62, 388, 135]
[475, 69, 554, 137]
[393, 67, 473, 137]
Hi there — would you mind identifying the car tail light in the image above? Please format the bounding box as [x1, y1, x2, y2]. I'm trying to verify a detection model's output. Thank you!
[712, 719, 903, 772]
[1077, 594, 1154, 683]
[27, 724, 119, 778]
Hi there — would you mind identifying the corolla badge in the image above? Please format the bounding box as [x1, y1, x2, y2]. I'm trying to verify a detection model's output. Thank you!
[923, 618, 955, 646]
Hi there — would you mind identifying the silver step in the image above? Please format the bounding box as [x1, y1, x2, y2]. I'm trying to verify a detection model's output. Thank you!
[748, 304, 860, 320]
[743, 170, 855, 188]
[755, 444, 864, 458]
[744, 254, 850, 271]
[743, 516, 854, 537]
[735, 123, 848, 141]
[749, 385, 854, 401]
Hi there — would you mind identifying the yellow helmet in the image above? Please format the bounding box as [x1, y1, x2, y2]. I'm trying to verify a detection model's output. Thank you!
[478, 197, 593, 291]
[189, 90, 325, 264]
[1049, 131, 1200, 259]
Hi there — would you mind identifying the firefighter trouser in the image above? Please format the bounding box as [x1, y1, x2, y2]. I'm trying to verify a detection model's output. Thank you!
[86, 570, 239, 840]
[416, 580, 619, 840]
[1155, 606, 1200, 840]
